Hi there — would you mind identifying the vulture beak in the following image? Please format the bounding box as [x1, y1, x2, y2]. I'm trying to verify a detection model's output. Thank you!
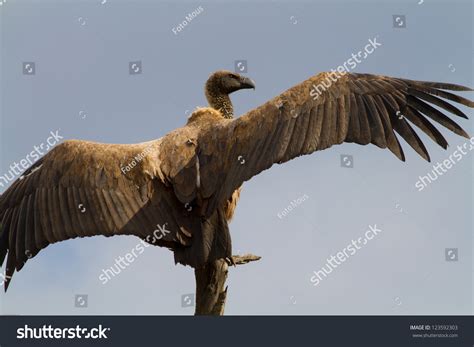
[239, 76, 256, 90]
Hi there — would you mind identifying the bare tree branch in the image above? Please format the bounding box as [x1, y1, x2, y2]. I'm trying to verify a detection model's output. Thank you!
[230, 254, 261, 265]
[194, 254, 261, 315]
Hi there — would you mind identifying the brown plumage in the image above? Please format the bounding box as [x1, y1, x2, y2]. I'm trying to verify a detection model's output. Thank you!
[0, 70, 472, 291]
[204, 71, 253, 221]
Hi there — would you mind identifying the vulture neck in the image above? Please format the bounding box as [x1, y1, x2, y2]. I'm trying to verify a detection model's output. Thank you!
[206, 92, 234, 119]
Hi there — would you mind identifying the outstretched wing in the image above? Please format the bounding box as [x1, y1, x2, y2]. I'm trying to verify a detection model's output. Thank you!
[0, 139, 195, 290]
[196, 72, 473, 216]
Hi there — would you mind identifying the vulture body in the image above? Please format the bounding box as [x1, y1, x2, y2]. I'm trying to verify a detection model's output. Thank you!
[0, 70, 473, 291]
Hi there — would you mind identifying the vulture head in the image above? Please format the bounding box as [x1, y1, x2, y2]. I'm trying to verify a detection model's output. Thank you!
[205, 70, 255, 118]
[206, 70, 255, 94]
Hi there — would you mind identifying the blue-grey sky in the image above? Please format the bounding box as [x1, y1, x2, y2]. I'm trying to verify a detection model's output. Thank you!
[0, 0, 473, 315]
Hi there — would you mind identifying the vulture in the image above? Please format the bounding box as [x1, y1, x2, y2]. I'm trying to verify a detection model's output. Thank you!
[0, 70, 473, 293]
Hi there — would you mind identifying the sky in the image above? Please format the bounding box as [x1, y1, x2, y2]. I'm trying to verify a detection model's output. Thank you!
[0, 0, 473, 315]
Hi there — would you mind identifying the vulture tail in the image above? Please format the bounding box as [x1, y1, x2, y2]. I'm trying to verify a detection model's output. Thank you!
[174, 207, 231, 267]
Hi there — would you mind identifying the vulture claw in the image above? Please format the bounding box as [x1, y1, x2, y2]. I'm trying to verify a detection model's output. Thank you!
[225, 257, 236, 267]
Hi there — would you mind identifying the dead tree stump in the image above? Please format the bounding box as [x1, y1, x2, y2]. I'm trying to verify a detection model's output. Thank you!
[194, 254, 261, 315]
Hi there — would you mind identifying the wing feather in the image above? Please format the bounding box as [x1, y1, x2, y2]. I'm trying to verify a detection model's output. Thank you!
[0, 139, 194, 290]
[372, 95, 404, 160]
[355, 94, 372, 144]
[196, 72, 472, 218]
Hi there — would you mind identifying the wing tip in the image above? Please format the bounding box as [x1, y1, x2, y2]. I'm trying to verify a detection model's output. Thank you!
[423, 153, 431, 162]
[460, 130, 471, 139]
[392, 147, 406, 162]
[415, 80, 474, 92]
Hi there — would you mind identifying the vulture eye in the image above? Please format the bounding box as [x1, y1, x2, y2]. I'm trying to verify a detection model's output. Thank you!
[229, 74, 238, 79]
